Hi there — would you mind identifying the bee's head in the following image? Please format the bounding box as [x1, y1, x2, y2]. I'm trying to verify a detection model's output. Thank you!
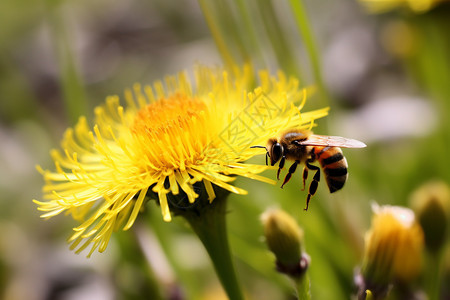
[267, 138, 283, 166]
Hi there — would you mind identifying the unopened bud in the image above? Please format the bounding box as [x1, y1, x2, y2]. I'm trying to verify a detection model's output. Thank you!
[261, 209, 307, 277]
[410, 180, 450, 253]
[360, 204, 424, 297]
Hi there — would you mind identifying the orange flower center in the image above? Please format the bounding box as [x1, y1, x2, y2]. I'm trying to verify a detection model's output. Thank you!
[132, 93, 207, 134]
[130, 93, 210, 170]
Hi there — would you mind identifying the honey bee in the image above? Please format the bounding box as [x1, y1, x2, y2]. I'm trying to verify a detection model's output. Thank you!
[251, 129, 366, 210]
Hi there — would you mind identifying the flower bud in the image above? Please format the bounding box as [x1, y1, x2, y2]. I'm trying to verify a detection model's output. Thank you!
[261, 209, 307, 277]
[360, 205, 424, 297]
[410, 180, 450, 253]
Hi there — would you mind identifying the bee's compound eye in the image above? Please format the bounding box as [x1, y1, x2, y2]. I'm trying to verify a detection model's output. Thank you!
[273, 143, 282, 157]
[271, 143, 283, 165]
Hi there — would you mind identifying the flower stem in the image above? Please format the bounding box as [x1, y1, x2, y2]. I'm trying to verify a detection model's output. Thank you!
[198, 0, 236, 71]
[425, 252, 443, 300]
[257, 0, 302, 80]
[45, 2, 88, 125]
[294, 273, 311, 300]
[288, 0, 329, 108]
[183, 196, 245, 300]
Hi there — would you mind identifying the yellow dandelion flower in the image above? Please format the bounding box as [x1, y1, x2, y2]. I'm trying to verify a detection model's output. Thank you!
[361, 204, 424, 292]
[34, 65, 329, 256]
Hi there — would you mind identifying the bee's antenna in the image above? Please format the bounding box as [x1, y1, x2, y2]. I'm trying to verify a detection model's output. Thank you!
[250, 146, 269, 165]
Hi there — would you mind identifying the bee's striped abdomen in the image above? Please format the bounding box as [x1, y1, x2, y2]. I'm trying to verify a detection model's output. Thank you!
[317, 147, 348, 193]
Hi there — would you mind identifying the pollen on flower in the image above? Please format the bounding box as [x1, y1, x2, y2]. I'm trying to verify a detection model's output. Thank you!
[131, 93, 209, 171]
[33, 65, 329, 256]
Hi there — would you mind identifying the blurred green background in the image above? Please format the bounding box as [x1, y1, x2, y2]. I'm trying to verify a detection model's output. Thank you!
[1, 0, 449, 299]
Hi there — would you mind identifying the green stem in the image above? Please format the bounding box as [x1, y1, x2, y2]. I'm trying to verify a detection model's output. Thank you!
[257, 0, 301, 79]
[216, 0, 251, 64]
[234, 0, 264, 65]
[294, 273, 311, 300]
[198, 0, 237, 71]
[425, 252, 443, 300]
[183, 196, 244, 300]
[45, 2, 88, 125]
[288, 0, 329, 107]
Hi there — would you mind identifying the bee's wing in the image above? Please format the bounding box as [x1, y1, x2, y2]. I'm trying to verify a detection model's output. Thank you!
[294, 135, 366, 148]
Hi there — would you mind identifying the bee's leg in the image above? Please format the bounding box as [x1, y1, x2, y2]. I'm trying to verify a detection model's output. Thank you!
[304, 162, 320, 211]
[281, 160, 300, 188]
[301, 167, 308, 191]
[277, 156, 286, 180]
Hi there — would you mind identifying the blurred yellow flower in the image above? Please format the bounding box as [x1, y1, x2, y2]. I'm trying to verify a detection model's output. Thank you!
[359, 0, 447, 13]
[362, 204, 424, 291]
[34, 65, 329, 256]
